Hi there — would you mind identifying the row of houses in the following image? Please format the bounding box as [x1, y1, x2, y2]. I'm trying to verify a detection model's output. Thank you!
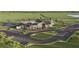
[2, 19, 55, 31]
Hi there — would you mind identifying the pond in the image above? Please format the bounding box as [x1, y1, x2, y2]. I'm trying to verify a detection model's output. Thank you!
[68, 14, 79, 18]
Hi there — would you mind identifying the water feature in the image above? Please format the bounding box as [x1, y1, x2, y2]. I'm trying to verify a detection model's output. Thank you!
[68, 14, 79, 18]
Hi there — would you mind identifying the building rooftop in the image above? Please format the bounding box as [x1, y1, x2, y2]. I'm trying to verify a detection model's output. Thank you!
[2, 23, 16, 27]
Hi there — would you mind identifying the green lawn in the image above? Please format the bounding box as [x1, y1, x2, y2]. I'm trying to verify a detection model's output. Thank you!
[0, 12, 77, 22]
[31, 31, 57, 40]
[0, 12, 79, 24]
[28, 31, 79, 48]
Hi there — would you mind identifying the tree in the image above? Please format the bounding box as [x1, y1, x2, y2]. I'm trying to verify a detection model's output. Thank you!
[0, 32, 25, 48]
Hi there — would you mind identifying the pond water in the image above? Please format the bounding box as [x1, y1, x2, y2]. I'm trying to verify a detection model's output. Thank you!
[68, 14, 79, 18]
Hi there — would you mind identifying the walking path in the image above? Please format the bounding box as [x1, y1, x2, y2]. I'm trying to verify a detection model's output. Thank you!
[0, 24, 79, 44]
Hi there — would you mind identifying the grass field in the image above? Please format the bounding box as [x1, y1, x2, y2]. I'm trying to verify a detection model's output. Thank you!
[0, 12, 77, 22]
[31, 31, 57, 40]
[0, 11, 79, 48]
[28, 30, 79, 48]
[0, 12, 79, 24]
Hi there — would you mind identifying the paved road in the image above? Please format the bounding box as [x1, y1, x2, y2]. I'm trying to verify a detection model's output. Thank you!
[0, 24, 79, 44]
